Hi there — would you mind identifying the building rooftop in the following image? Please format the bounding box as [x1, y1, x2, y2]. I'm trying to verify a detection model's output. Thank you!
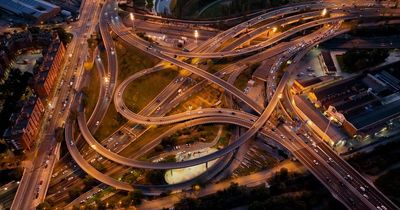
[294, 95, 345, 143]
[0, 0, 60, 21]
[296, 77, 323, 88]
[348, 99, 400, 129]
[321, 50, 337, 73]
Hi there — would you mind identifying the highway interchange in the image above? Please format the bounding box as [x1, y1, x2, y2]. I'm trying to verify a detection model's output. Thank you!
[17, 0, 400, 209]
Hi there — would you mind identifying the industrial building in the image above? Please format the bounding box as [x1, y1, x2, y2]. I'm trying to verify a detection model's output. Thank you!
[0, 0, 60, 22]
[306, 65, 400, 136]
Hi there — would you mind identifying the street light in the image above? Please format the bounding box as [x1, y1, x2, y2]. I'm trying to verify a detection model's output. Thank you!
[129, 13, 135, 31]
[194, 30, 199, 44]
[321, 8, 328, 17]
[272, 26, 278, 33]
[324, 116, 334, 134]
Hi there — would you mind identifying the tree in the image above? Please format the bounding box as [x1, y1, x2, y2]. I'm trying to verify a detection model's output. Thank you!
[161, 136, 177, 147]
[115, 113, 126, 124]
[68, 187, 81, 201]
[54, 27, 73, 44]
[83, 175, 98, 191]
[146, 170, 166, 185]
[279, 167, 289, 179]
[95, 200, 107, 210]
[161, 155, 176, 163]
[174, 197, 199, 210]
[55, 127, 64, 143]
[154, 145, 164, 152]
[93, 162, 106, 173]
[145, 0, 154, 10]
[129, 189, 144, 205]
[37, 201, 52, 210]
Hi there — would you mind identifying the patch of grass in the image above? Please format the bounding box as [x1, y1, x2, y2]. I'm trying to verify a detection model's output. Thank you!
[233, 62, 259, 91]
[119, 125, 174, 157]
[115, 40, 160, 85]
[163, 124, 223, 146]
[93, 40, 160, 140]
[94, 101, 127, 140]
[234, 71, 252, 90]
[215, 127, 232, 148]
[82, 67, 100, 119]
[123, 69, 178, 113]
[168, 86, 224, 115]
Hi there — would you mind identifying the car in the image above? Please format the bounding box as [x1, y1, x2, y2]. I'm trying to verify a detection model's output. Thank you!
[346, 174, 353, 180]
[360, 186, 366, 192]
[313, 160, 319, 165]
[349, 198, 355, 205]
[363, 194, 369, 199]
[95, 121, 100, 126]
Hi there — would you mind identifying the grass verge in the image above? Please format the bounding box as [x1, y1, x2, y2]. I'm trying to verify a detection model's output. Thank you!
[123, 69, 178, 113]
[93, 40, 160, 140]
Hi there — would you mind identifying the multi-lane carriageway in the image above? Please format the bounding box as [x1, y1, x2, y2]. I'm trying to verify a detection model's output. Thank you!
[62, 0, 400, 209]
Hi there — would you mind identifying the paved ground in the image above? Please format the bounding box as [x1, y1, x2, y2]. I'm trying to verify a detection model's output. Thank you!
[165, 148, 219, 184]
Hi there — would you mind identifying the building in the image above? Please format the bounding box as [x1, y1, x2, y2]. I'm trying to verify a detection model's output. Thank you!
[292, 76, 336, 94]
[318, 50, 337, 75]
[0, 0, 60, 22]
[0, 31, 33, 82]
[293, 95, 346, 145]
[3, 96, 45, 151]
[0, 30, 65, 96]
[307, 66, 400, 136]
[33, 37, 65, 97]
